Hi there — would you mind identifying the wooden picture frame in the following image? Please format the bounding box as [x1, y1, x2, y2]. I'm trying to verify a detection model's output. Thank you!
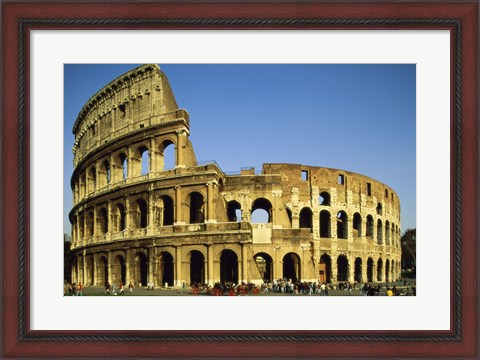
[2, 1, 478, 358]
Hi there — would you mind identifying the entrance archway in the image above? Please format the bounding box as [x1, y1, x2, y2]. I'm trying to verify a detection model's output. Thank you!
[337, 255, 348, 281]
[377, 258, 383, 282]
[283, 253, 301, 282]
[253, 253, 273, 282]
[113, 255, 126, 285]
[189, 250, 205, 285]
[319, 254, 332, 283]
[98, 256, 108, 286]
[385, 259, 390, 282]
[159, 252, 174, 287]
[134, 253, 148, 286]
[367, 257, 374, 282]
[220, 250, 239, 284]
[354, 257, 362, 282]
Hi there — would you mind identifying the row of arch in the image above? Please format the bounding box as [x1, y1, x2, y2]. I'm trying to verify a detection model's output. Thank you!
[74, 140, 176, 203]
[71, 247, 400, 287]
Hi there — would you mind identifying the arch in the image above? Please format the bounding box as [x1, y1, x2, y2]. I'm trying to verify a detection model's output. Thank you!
[86, 211, 94, 237]
[377, 219, 383, 244]
[376, 202, 383, 215]
[320, 210, 331, 238]
[189, 192, 205, 224]
[286, 208, 293, 227]
[318, 192, 331, 206]
[367, 257, 374, 282]
[112, 255, 126, 285]
[131, 198, 148, 229]
[160, 195, 174, 226]
[253, 252, 274, 282]
[97, 256, 108, 286]
[88, 166, 96, 193]
[227, 200, 242, 222]
[299, 207, 313, 229]
[366, 215, 374, 238]
[337, 255, 348, 281]
[133, 252, 148, 287]
[138, 145, 149, 176]
[353, 212, 362, 238]
[354, 257, 362, 282]
[377, 258, 383, 281]
[114, 203, 126, 231]
[385, 259, 390, 282]
[159, 139, 175, 171]
[118, 153, 128, 180]
[220, 249, 239, 284]
[188, 250, 205, 285]
[251, 198, 273, 223]
[88, 257, 94, 286]
[98, 208, 108, 234]
[319, 254, 332, 283]
[100, 160, 111, 187]
[283, 252, 301, 282]
[385, 220, 391, 245]
[336, 211, 348, 239]
[158, 251, 174, 287]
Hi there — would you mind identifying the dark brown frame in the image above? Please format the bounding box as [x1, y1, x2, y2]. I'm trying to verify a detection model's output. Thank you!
[2, 1, 478, 358]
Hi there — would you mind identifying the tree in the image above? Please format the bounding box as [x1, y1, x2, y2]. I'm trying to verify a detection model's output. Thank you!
[64, 233, 72, 283]
[401, 228, 416, 270]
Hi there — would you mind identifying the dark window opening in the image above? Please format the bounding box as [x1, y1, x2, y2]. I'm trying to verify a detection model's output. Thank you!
[301, 170, 308, 181]
[367, 182, 372, 196]
[319, 192, 331, 206]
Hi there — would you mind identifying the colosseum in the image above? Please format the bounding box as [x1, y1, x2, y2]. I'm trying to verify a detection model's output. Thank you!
[68, 64, 402, 290]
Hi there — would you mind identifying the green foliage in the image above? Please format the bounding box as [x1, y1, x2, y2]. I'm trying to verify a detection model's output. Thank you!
[401, 228, 416, 270]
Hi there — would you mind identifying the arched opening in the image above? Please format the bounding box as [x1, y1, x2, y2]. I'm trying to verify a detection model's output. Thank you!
[87, 212, 94, 237]
[100, 160, 110, 187]
[286, 208, 293, 227]
[253, 253, 273, 282]
[385, 259, 390, 282]
[159, 252, 174, 287]
[114, 204, 126, 231]
[132, 199, 148, 229]
[299, 207, 313, 230]
[159, 140, 175, 171]
[336, 211, 348, 239]
[320, 210, 331, 238]
[134, 252, 148, 287]
[220, 250, 239, 284]
[160, 195, 174, 226]
[89, 257, 94, 286]
[113, 255, 126, 285]
[376, 202, 383, 215]
[377, 258, 383, 281]
[354, 257, 362, 282]
[98, 256, 108, 286]
[283, 253, 301, 282]
[353, 213, 362, 238]
[385, 221, 390, 245]
[337, 255, 348, 281]
[119, 153, 128, 180]
[367, 257, 374, 282]
[391, 259, 395, 281]
[139, 146, 149, 175]
[227, 201, 242, 222]
[366, 215, 374, 238]
[89, 166, 96, 193]
[98, 208, 108, 234]
[251, 198, 272, 223]
[189, 192, 204, 224]
[319, 254, 332, 283]
[377, 219, 383, 244]
[318, 192, 331, 206]
[189, 250, 205, 286]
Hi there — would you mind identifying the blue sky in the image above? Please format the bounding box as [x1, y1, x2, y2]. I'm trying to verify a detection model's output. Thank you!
[64, 64, 416, 235]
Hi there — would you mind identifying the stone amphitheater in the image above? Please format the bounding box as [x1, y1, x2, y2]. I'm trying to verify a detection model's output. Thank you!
[69, 64, 401, 288]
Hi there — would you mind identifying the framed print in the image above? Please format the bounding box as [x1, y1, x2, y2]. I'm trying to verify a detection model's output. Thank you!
[1, 1, 478, 358]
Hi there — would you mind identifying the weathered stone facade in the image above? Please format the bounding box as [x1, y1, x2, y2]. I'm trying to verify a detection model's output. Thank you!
[69, 64, 401, 288]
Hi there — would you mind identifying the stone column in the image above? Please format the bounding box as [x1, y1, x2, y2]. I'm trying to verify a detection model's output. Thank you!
[149, 137, 156, 175]
[242, 243, 248, 283]
[273, 247, 282, 280]
[175, 246, 182, 286]
[330, 254, 337, 282]
[93, 206, 98, 242]
[348, 256, 354, 283]
[127, 146, 133, 179]
[93, 253, 98, 286]
[207, 245, 214, 286]
[361, 258, 368, 283]
[175, 186, 182, 224]
[107, 252, 113, 285]
[176, 129, 185, 167]
[148, 249, 154, 286]
[206, 182, 214, 222]
[272, 190, 282, 225]
[125, 196, 130, 232]
[148, 191, 154, 233]
[107, 201, 112, 235]
[83, 209, 87, 244]
[82, 250, 87, 285]
[125, 250, 131, 284]
[110, 153, 116, 184]
[76, 212, 81, 245]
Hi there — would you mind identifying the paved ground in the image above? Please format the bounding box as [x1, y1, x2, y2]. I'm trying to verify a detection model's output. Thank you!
[67, 279, 415, 297]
